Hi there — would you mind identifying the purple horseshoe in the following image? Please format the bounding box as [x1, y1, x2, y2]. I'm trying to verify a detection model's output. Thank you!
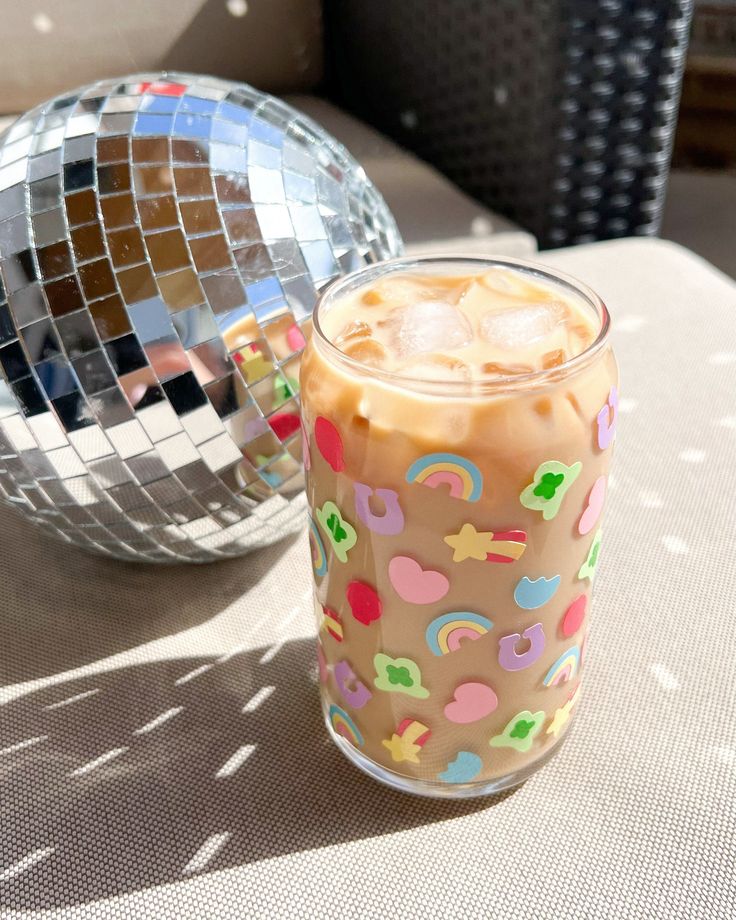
[334, 660, 372, 709]
[498, 623, 546, 672]
[354, 483, 405, 536]
[597, 385, 618, 450]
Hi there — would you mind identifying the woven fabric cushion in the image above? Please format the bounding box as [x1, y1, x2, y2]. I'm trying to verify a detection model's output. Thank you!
[1, 239, 734, 918]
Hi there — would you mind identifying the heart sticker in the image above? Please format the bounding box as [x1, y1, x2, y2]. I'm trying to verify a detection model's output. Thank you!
[346, 580, 382, 625]
[314, 416, 345, 472]
[388, 555, 450, 605]
[578, 476, 606, 535]
[287, 322, 307, 352]
[444, 682, 498, 724]
[560, 594, 587, 638]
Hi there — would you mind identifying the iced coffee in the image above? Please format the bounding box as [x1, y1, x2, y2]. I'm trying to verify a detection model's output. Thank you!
[300, 257, 618, 797]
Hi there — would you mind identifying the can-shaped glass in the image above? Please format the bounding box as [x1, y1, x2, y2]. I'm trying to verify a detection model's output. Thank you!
[300, 256, 619, 797]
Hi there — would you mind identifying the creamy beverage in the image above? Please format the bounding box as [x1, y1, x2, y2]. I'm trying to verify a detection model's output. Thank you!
[300, 257, 618, 797]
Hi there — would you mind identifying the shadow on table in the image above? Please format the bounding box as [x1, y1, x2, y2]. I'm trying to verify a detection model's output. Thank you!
[0, 501, 297, 683]
[0, 637, 514, 910]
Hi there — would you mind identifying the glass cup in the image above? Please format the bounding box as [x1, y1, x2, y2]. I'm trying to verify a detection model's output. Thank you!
[300, 256, 618, 797]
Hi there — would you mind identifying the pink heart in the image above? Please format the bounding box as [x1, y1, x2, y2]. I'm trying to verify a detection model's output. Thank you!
[388, 555, 449, 605]
[578, 475, 606, 535]
[444, 682, 498, 724]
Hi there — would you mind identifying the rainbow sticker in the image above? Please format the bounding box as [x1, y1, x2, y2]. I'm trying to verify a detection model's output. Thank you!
[309, 516, 327, 577]
[543, 646, 581, 687]
[406, 453, 483, 503]
[328, 703, 364, 747]
[321, 605, 343, 642]
[426, 611, 493, 656]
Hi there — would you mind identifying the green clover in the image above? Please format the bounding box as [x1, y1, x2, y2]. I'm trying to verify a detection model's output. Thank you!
[386, 665, 413, 687]
[316, 500, 357, 563]
[325, 512, 347, 543]
[520, 460, 582, 521]
[533, 472, 564, 500]
[578, 528, 603, 582]
[273, 373, 298, 408]
[374, 653, 429, 699]
[490, 709, 545, 753]
[510, 719, 535, 740]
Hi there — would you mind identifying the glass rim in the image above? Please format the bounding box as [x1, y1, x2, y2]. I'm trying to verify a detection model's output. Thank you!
[311, 254, 612, 395]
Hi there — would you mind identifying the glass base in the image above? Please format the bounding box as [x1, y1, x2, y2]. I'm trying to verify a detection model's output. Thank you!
[325, 707, 567, 799]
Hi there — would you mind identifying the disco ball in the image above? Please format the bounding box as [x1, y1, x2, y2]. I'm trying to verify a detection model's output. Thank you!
[0, 73, 402, 562]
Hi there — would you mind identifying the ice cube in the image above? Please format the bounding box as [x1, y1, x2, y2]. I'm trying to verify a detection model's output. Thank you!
[342, 338, 388, 368]
[481, 360, 534, 377]
[478, 268, 525, 296]
[477, 268, 556, 300]
[542, 349, 566, 369]
[334, 320, 372, 346]
[403, 353, 471, 382]
[479, 302, 567, 349]
[365, 275, 469, 308]
[363, 277, 431, 308]
[384, 301, 473, 357]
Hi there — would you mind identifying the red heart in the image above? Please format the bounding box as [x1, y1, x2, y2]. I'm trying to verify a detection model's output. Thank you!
[315, 416, 345, 472]
[561, 594, 587, 638]
[269, 412, 301, 440]
[346, 580, 382, 625]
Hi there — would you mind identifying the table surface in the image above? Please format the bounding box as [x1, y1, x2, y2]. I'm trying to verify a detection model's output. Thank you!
[1, 238, 735, 920]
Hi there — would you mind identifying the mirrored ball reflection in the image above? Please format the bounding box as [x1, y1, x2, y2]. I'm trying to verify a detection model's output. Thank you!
[0, 73, 402, 561]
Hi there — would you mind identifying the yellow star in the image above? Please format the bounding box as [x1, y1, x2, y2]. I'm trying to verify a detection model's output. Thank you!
[382, 733, 421, 763]
[238, 348, 273, 384]
[546, 691, 579, 737]
[444, 523, 496, 562]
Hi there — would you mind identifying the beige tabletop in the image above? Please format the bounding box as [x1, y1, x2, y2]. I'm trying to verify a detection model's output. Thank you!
[1, 238, 735, 919]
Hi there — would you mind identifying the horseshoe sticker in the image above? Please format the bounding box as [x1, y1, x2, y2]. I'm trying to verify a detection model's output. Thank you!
[596, 386, 618, 450]
[353, 483, 405, 536]
[334, 660, 372, 710]
[498, 623, 546, 672]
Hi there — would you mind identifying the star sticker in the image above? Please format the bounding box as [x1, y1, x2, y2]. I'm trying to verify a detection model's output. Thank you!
[546, 687, 580, 737]
[444, 523, 497, 562]
[235, 346, 273, 383]
[381, 719, 430, 763]
[381, 733, 423, 764]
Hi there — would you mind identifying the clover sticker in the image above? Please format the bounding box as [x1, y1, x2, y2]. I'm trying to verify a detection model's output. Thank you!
[374, 652, 429, 699]
[489, 710, 545, 753]
[315, 500, 357, 563]
[520, 460, 582, 521]
[578, 529, 603, 582]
